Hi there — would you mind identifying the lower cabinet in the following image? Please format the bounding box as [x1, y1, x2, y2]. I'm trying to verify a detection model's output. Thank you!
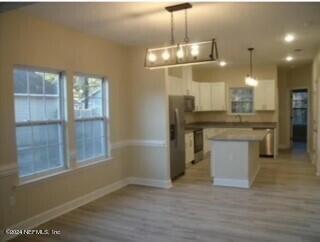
[203, 128, 227, 156]
[185, 132, 194, 164]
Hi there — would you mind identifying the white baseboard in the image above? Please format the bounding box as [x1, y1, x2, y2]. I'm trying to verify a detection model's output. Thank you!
[127, 177, 172, 189]
[214, 178, 250, 188]
[2, 177, 172, 241]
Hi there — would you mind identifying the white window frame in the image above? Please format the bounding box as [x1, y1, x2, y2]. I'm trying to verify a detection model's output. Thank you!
[228, 87, 255, 115]
[14, 67, 67, 181]
[73, 74, 110, 165]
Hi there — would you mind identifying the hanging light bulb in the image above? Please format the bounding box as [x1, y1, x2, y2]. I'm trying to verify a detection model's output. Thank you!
[245, 48, 258, 87]
[177, 47, 184, 59]
[191, 44, 199, 57]
[148, 52, 157, 63]
[162, 50, 170, 61]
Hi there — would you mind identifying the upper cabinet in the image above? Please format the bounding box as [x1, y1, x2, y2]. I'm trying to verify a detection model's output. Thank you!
[199, 82, 212, 111]
[254, 80, 275, 111]
[211, 82, 226, 111]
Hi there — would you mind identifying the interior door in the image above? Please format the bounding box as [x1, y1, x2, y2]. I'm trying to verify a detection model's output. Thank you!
[291, 89, 308, 143]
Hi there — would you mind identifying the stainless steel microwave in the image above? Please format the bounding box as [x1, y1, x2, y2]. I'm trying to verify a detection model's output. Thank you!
[184, 95, 195, 112]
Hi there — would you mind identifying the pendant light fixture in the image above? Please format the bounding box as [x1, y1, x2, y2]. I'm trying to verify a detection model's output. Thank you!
[145, 3, 219, 69]
[245, 48, 258, 87]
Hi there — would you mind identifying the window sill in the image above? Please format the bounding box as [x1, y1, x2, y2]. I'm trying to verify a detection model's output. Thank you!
[15, 156, 114, 188]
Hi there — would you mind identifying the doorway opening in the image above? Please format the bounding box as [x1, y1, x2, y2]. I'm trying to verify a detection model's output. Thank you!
[290, 89, 308, 154]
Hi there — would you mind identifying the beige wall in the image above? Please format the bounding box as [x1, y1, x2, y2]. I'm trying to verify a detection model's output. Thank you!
[191, 65, 278, 123]
[278, 63, 312, 150]
[0, 11, 170, 231]
[312, 49, 320, 174]
[127, 47, 170, 180]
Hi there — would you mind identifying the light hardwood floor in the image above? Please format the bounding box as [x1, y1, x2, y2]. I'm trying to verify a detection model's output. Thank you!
[12, 151, 320, 242]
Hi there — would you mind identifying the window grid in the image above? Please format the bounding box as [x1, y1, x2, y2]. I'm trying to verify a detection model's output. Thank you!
[14, 68, 66, 178]
[230, 87, 254, 114]
[73, 75, 108, 163]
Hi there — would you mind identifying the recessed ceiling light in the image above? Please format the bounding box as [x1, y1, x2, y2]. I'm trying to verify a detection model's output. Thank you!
[284, 34, 295, 43]
[286, 56, 293, 62]
[219, 61, 226, 67]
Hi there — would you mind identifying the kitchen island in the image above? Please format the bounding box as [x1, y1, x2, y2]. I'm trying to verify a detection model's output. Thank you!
[209, 129, 268, 188]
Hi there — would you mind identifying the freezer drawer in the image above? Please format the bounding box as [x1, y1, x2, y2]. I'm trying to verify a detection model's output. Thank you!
[254, 128, 274, 157]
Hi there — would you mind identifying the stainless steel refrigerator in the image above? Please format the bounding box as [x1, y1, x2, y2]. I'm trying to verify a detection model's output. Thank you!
[169, 96, 186, 180]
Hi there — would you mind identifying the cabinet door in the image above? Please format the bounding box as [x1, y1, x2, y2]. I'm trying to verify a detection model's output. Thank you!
[185, 133, 194, 164]
[199, 83, 212, 111]
[191, 81, 201, 111]
[254, 80, 275, 111]
[211, 82, 226, 111]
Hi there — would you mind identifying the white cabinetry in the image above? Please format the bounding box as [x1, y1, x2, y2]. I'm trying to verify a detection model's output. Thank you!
[199, 83, 212, 111]
[190, 81, 201, 111]
[254, 80, 275, 111]
[185, 132, 194, 164]
[211, 82, 226, 111]
[203, 128, 227, 155]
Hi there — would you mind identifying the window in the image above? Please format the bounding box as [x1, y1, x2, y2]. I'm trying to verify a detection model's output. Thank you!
[230, 87, 254, 114]
[14, 68, 65, 177]
[73, 75, 108, 163]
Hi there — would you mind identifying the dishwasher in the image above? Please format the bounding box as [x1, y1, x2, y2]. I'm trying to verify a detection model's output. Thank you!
[253, 128, 274, 157]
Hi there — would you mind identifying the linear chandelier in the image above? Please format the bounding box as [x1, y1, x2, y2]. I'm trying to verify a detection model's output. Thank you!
[245, 48, 258, 87]
[145, 3, 219, 69]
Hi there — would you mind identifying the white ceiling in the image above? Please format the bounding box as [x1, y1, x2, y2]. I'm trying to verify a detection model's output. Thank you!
[21, 2, 320, 67]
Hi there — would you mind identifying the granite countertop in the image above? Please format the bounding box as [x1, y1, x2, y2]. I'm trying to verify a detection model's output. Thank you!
[185, 121, 276, 129]
[209, 129, 268, 142]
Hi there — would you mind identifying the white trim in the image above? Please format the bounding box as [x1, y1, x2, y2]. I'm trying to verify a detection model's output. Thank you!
[127, 177, 172, 189]
[214, 178, 250, 188]
[111, 139, 167, 150]
[3, 177, 172, 241]
[0, 163, 18, 178]
[2, 179, 128, 241]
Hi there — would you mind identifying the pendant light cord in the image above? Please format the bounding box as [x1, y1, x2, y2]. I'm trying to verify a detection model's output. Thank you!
[170, 12, 175, 45]
[250, 50, 253, 77]
[184, 9, 189, 43]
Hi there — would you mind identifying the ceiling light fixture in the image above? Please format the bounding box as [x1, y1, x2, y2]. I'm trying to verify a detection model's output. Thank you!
[286, 55, 293, 62]
[219, 61, 227, 67]
[145, 3, 219, 69]
[245, 48, 258, 87]
[284, 34, 295, 43]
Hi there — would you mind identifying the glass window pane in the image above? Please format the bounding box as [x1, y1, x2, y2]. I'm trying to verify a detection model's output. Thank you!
[93, 137, 105, 157]
[76, 121, 84, 140]
[29, 71, 44, 94]
[32, 125, 47, 146]
[33, 147, 48, 172]
[230, 88, 253, 114]
[45, 73, 59, 94]
[73, 76, 103, 118]
[18, 148, 33, 176]
[16, 126, 32, 148]
[45, 97, 60, 120]
[14, 96, 29, 122]
[76, 139, 85, 161]
[14, 69, 28, 93]
[47, 124, 60, 145]
[84, 138, 94, 159]
[92, 120, 104, 138]
[48, 145, 63, 169]
[30, 96, 45, 121]
[84, 121, 93, 138]
[14, 68, 65, 178]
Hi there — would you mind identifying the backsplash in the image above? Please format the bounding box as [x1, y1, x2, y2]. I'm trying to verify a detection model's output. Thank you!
[185, 111, 277, 124]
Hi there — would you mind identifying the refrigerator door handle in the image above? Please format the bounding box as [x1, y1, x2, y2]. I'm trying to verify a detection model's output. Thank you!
[174, 108, 180, 147]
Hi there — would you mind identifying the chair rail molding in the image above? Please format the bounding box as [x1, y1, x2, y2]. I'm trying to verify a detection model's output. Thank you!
[0, 163, 18, 178]
[111, 139, 167, 150]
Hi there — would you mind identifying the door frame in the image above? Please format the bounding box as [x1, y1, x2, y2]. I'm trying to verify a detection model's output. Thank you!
[289, 87, 310, 152]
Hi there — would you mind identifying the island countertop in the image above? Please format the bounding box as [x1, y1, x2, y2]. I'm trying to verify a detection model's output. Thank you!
[209, 129, 268, 142]
[185, 121, 276, 129]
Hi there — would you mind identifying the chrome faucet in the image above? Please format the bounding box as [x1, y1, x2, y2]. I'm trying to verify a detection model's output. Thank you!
[236, 114, 242, 123]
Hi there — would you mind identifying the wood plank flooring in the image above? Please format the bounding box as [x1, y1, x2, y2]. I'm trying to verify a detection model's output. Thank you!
[11, 151, 320, 242]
